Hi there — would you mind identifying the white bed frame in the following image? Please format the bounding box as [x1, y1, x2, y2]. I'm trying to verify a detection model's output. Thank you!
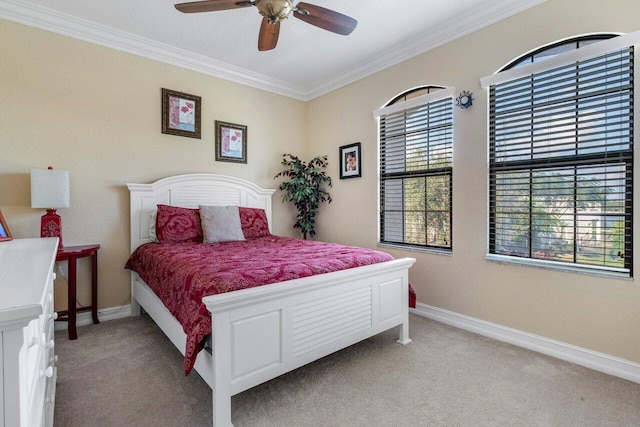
[127, 173, 415, 426]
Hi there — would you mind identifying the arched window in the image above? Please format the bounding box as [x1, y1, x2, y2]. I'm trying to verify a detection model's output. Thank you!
[375, 86, 454, 251]
[504, 35, 617, 69]
[485, 34, 633, 276]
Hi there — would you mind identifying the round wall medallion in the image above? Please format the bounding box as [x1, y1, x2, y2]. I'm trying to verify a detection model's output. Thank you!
[456, 90, 474, 109]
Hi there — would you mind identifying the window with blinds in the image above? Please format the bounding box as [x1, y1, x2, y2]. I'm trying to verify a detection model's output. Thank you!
[378, 87, 453, 250]
[488, 36, 633, 275]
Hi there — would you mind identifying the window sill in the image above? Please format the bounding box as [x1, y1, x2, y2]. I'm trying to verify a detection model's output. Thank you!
[485, 253, 632, 281]
[378, 242, 452, 256]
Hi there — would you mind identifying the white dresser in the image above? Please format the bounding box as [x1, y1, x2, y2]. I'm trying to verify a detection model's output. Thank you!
[0, 238, 58, 427]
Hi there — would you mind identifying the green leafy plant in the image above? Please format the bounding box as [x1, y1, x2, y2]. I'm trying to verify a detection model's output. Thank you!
[274, 154, 332, 239]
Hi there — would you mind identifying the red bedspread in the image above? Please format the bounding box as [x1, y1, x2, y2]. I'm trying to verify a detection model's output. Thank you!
[125, 236, 395, 374]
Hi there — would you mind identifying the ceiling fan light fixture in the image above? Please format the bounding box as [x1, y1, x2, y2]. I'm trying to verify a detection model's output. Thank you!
[255, 0, 293, 23]
[175, 0, 358, 51]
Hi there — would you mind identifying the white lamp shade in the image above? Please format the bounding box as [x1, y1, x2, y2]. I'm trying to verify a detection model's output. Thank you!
[31, 168, 70, 209]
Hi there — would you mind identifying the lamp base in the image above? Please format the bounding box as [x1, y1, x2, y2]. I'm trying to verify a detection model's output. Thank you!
[41, 209, 63, 248]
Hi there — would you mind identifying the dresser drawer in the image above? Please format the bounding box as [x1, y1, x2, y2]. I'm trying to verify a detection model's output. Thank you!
[0, 238, 58, 427]
[23, 304, 55, 425]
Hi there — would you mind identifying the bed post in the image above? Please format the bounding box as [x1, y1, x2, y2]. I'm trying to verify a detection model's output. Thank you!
[130, 274, 141, 316]
[212, 311, 233, 427]
[397, 317, 411, 345]
[397, 272, 412, 345]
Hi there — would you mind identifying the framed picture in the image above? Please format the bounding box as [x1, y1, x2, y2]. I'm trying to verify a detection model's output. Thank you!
[215, 120, 247, 164]
[161, 88, 201, 139]
[339, 142, 361, 179]
[0, 210, 12, 242]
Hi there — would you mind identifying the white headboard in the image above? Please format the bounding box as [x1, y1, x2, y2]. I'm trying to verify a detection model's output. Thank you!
[127, 174, 276, 251]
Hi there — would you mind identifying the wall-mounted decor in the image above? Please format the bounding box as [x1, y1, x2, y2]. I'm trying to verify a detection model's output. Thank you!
[339, 142, 361, 179]
[455, 90, 474, 109]
[0, 210, 12, 242]
[215, 120, 247, 163]
[161, 88, 201, 139]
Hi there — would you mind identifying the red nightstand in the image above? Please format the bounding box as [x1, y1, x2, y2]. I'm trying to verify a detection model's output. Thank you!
[55, 244, 100, 339]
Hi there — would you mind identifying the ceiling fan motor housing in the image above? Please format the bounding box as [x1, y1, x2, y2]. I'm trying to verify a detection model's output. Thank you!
[255, 0, 293, 23]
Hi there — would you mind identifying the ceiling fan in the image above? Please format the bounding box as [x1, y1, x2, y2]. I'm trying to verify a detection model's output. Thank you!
[174, 0, 357, 51]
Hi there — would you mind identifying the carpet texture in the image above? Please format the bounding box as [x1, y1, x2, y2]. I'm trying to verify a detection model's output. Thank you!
[53, 314, 640, 426]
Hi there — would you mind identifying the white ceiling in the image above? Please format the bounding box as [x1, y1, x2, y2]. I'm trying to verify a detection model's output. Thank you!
[0, 0, 545, 100]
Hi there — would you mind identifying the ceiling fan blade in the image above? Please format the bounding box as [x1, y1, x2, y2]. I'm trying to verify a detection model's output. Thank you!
[175, 0, 252, 14]
[258, 18, 280, 51]
[293, 2, 357, 35]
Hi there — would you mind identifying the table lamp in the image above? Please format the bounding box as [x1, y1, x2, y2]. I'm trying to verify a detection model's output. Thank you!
[31, 167, 70, 248]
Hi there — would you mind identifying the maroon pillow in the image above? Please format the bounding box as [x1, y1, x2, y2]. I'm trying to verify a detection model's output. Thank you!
[239, 207, 271, 238]
[155, 205, 203, 243]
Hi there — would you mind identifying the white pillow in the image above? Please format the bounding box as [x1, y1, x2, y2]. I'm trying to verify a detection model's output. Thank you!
[149, 210, 158, 242]
[199, 205, 245, 243]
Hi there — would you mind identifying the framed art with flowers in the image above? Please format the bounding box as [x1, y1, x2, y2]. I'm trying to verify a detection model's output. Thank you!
[215, 120, 247, 164]
[161, 88, 201, 139]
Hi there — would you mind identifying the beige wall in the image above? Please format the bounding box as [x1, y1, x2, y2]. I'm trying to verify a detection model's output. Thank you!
[2, 0, 640, 365]
[308, 0, 640, 364]
[0, 19, 306, 311]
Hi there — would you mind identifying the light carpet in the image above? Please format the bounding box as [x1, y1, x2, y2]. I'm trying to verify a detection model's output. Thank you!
[53, 314, 640, 426]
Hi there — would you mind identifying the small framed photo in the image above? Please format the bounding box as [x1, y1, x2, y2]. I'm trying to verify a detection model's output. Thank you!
[215, 120, 247, 164]
[0, 210, 12, 242]
[161, 88, 201, 139]
[339, 142, 361, 179]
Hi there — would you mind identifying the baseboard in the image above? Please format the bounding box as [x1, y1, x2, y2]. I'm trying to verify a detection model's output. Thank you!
[54, 304, 132, 331]
[411, 303, 640, 384]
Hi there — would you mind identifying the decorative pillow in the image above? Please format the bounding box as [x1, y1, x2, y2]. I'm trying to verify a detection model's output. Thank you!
[155, 205, 203, 243]
[149, 210, 158, 242]
[239, 207, 271, 238]
[199, 205, 245, 243]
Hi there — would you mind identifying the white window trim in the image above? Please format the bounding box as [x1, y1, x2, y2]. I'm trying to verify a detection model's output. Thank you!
[372, 87, 456, 118]
[375, 87, 455, 251]
[379, 242, 453, 256]
[483, 33, 635, 277]
[485, 254, 632, 281]
[480, 29, 640, 88]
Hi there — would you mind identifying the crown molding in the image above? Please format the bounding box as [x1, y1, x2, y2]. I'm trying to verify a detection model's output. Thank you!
[0, 0, 308, 100]
[0, 0, 545, 102]
[306, 0, 547, 99]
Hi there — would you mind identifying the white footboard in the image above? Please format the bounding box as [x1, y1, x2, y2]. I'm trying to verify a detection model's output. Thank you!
[204, 257, 415, 427]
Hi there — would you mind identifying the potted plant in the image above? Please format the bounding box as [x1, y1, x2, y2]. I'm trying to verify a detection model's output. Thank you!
[274, 154, 332, 239]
